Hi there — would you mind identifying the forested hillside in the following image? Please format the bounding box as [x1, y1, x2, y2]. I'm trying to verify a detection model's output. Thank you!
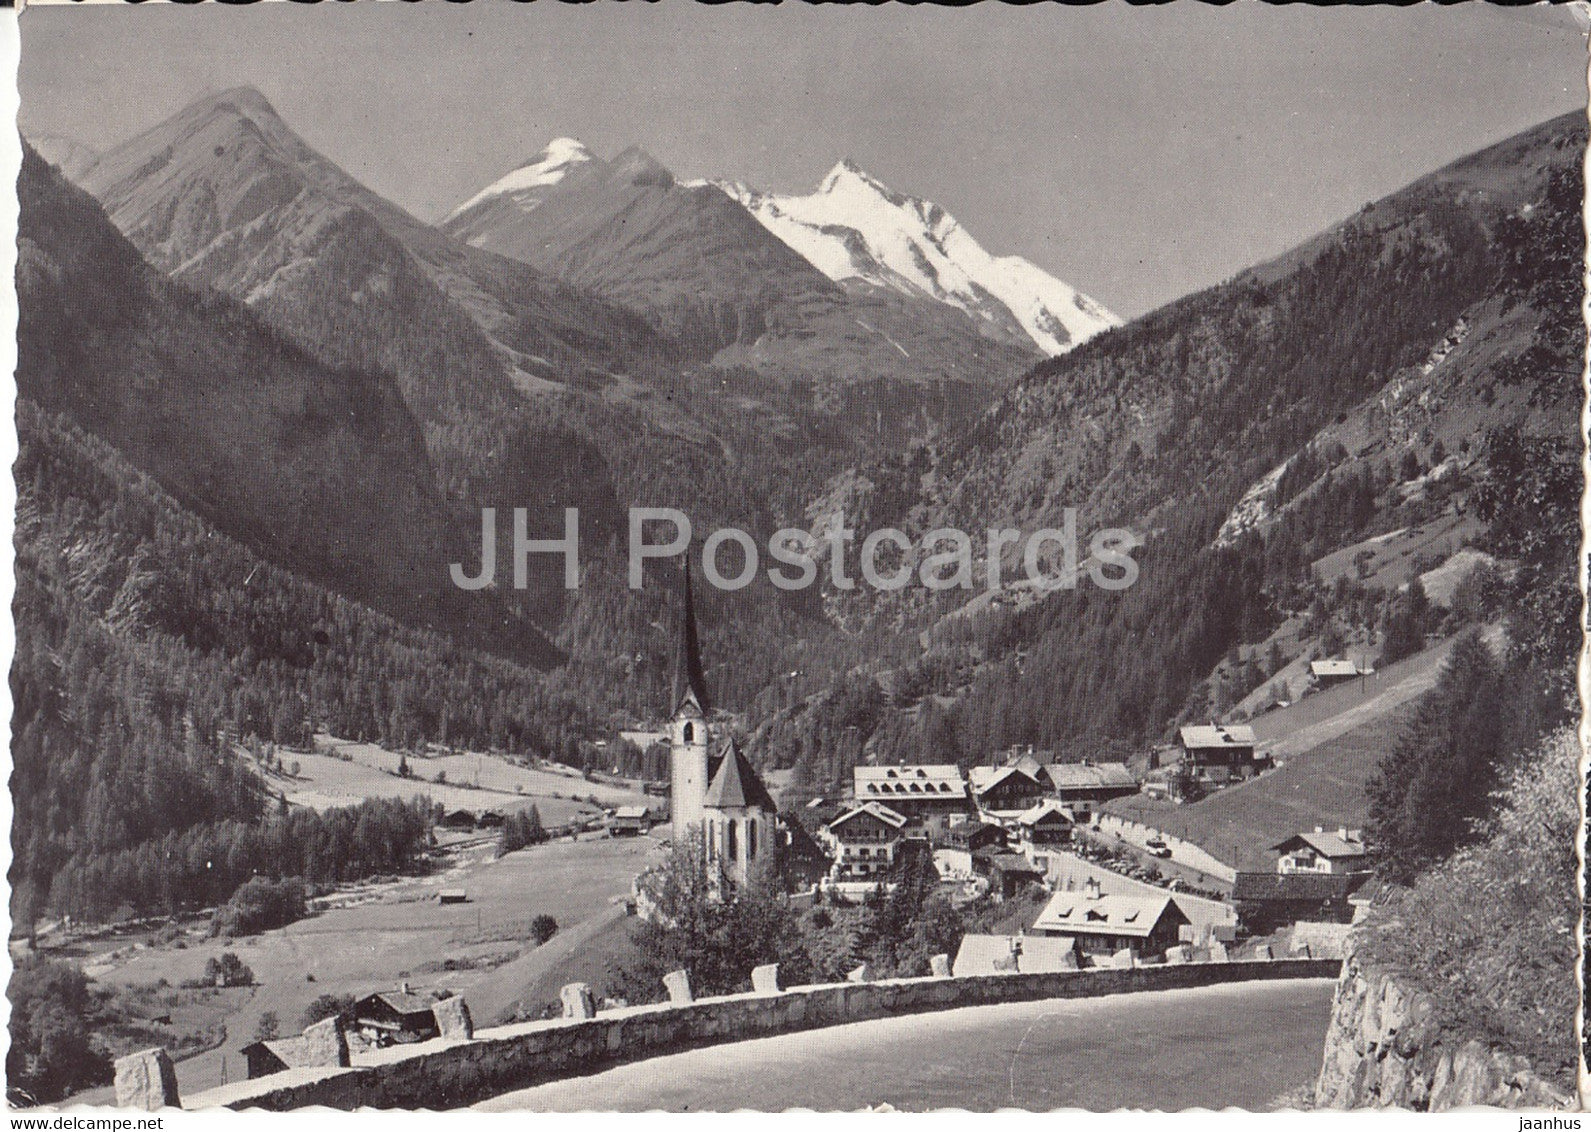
[11, 404, 597, 923]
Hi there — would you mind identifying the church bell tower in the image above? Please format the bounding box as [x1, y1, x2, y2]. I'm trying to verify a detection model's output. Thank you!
[669, 563, 711, 842]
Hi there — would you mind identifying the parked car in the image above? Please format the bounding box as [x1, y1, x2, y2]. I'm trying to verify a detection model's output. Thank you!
[1144, 837, 1172, 858]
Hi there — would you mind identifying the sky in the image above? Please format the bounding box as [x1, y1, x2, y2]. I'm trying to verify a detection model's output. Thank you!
[18, 1, 1589, 318]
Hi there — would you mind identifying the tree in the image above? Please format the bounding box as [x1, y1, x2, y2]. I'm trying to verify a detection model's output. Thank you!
[1365, 631, 1504, 882]
[7, 958, 110, 1103]
[299, 993, 357, 1031]
[619, 833, 810, 1001]
[204, 951, 255, 988]
[253, 1011, 280, 1042]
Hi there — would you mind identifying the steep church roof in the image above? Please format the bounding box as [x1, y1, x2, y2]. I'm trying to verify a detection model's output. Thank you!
[672, 562, 711, 717]
[704, 738, 777, 812]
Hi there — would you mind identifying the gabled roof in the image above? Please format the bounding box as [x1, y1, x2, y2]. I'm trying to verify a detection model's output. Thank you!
[952, 934, 1077, 976]
[613, 805, 650, 819]
[1044, 762, 1138, 790]
[1017, 799, 1075, 827]
[355, 992, 435, 1019]
[969, 765, 1044, 796]
[1032, 889, 1187, 938]
[703, 739, 777, 812]
[1178, 724, 1256, 750]
[1310, 659, 1363, 678]
[827, 801, 908, 833]
[1231, 871, 1371, 902]
[1270, 829, 1366, 858]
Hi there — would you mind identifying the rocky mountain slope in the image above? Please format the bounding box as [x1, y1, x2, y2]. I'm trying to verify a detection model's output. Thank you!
[711, 160, 1120, 355]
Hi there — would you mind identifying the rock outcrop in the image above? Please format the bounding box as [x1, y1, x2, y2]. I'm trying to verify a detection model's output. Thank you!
[1314, 945, 1573, 1110]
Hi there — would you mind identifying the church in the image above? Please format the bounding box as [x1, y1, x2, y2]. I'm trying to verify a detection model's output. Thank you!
[667, 566, 778, 891]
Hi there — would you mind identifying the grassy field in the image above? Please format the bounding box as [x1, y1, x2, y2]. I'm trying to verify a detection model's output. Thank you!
[62, 833, 661, 1101]
[255, 737, 657, 826]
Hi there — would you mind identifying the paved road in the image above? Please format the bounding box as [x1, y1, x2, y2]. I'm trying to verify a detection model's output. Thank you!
[477, 978, 1336, 1111]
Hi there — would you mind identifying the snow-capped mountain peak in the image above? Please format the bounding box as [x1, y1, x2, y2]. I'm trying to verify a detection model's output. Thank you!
[447, 137, 598, 219]
[711, 162, 1118, 355]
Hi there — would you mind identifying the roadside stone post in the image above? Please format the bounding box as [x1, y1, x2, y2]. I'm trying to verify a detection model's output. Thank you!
[751, 964, 781, 994]
[432, 995, 474, 1040]
[561, 982, 597, 1019]
[929, 954, 951, 978]
[300, 1015, 351, 1067]
[114, 1048, 180, 1110]
[663, 969, 693, 1004]
[847, 963, 869, 983]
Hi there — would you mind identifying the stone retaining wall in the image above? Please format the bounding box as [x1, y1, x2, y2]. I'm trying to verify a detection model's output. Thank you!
[185, 958, 1337, 1111]
[1313, 946, 1573, 1110]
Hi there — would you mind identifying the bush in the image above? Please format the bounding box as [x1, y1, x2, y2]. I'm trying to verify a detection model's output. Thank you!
[530, 914, 559, 945]
[211, 877, 307, 938]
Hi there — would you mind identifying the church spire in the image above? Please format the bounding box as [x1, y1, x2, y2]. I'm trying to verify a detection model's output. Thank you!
[672, 558, 710, 715]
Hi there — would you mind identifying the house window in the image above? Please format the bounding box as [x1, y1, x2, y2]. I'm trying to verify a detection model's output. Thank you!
[748, 820, 758, 860]
[727, 820, 738, 860]
[683, 722, 694, 743]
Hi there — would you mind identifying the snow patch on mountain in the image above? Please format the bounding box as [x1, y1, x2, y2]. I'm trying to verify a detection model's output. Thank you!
[447, 138, 596, 219]
[699, 159, 1120, 354]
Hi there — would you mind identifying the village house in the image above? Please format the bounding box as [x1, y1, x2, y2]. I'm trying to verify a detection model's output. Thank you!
[352, 991, 440, 1046]
[952, 933, 1079, 976]
[1043, 760, 1139, 814]
[933, 818, 1006, 877]
[1177, 724, 1264, 784]
[1310, 659, 1371, 691]
[1230, 871, 1372, 935]
[1014, 799, 1074, 873]
[973, 850, 1046, 900]
[822, 801, 908, 880]
[852, 764, 972, 835]
[1271, 827, 1368, 874]
[607, 804, 652, 837]
[969, 764, 1049, 820]
[438, 809, 477, 831]
[1029, 878, 1191, 959]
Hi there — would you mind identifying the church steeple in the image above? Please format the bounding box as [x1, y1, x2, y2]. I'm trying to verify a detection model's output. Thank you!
[672, 560, 711, 716]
